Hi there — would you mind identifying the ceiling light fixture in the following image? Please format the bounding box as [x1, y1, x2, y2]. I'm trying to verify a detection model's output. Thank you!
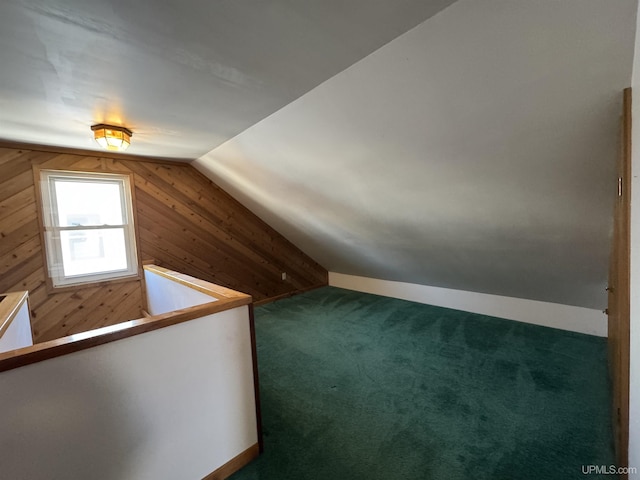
[91, 124, 133, 152]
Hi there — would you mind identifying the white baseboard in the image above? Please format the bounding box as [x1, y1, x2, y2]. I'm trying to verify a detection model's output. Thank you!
[328, 272, 607, 337]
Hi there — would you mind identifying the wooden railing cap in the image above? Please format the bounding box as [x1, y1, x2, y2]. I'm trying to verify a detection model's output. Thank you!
[0, 270, 252, 373]
[0, 291, 29, 340]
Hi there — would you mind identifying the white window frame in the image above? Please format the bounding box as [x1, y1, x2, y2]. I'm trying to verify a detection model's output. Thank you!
[39, 170, 139, 287]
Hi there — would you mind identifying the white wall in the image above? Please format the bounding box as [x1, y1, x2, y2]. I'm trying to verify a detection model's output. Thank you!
[144, 269, 217, 315]
[0, 299, 32, 353]
[0, 306, 257, 480]
[195, 0, 637, 311]
[629, 3, 640, 475]
[330, 273, 606, 337]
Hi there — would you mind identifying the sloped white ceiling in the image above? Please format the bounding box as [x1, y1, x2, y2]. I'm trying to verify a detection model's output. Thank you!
[0, 0, 456, 158]
[195, 0, 638, 309]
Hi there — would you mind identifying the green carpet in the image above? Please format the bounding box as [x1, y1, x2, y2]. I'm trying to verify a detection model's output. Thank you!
[231, 287, 614, 480]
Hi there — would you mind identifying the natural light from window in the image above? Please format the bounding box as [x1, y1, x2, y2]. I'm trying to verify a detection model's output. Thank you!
[39, 170, 138, 287]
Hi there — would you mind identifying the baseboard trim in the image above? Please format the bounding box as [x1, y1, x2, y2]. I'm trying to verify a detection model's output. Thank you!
[328, 273, 607, 337]
[202, 443, 260, 480]
[253, 283, 327, 306]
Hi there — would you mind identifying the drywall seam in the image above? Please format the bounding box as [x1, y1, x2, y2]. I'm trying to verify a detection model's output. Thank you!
[329, 272, 606, 337]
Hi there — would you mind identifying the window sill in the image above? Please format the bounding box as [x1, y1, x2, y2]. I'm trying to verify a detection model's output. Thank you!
[45, 271, 143, 295]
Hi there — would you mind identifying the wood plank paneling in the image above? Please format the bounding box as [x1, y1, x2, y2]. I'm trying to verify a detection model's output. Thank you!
[0, 219, 39, 258]
[0, 143, 327, 343]
[0, 170, 36, 204]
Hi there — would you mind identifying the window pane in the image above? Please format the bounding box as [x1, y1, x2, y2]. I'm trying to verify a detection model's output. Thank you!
[53, 179, 124, 226]
[60, 228, 128, 277]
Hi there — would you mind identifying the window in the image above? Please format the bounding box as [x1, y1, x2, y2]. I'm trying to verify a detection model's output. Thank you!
[39, 170, 139, 287]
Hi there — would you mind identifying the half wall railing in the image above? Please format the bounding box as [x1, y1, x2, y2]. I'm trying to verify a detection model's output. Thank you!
[0, 265, 261, 480]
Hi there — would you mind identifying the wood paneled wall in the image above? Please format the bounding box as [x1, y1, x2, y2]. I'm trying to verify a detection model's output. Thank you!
[0, 143, 327, 343]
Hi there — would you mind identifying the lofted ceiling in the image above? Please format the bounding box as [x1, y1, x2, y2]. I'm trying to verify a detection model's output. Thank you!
[1, 0, 637, 311]
[195, 0, 638, 310]
[0, 0, 456, 158]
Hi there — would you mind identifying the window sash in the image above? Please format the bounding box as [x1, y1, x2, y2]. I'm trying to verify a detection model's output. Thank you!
[39, 170, 139, 287]
[45, 224, 128, 232]
[45, 175, 130, 228]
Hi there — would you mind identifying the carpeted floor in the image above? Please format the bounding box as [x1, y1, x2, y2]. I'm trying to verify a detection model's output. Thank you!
[231, 287, 614, 480]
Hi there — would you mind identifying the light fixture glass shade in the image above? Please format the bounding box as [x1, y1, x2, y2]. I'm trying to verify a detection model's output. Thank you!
[91, 124, 132, 152]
